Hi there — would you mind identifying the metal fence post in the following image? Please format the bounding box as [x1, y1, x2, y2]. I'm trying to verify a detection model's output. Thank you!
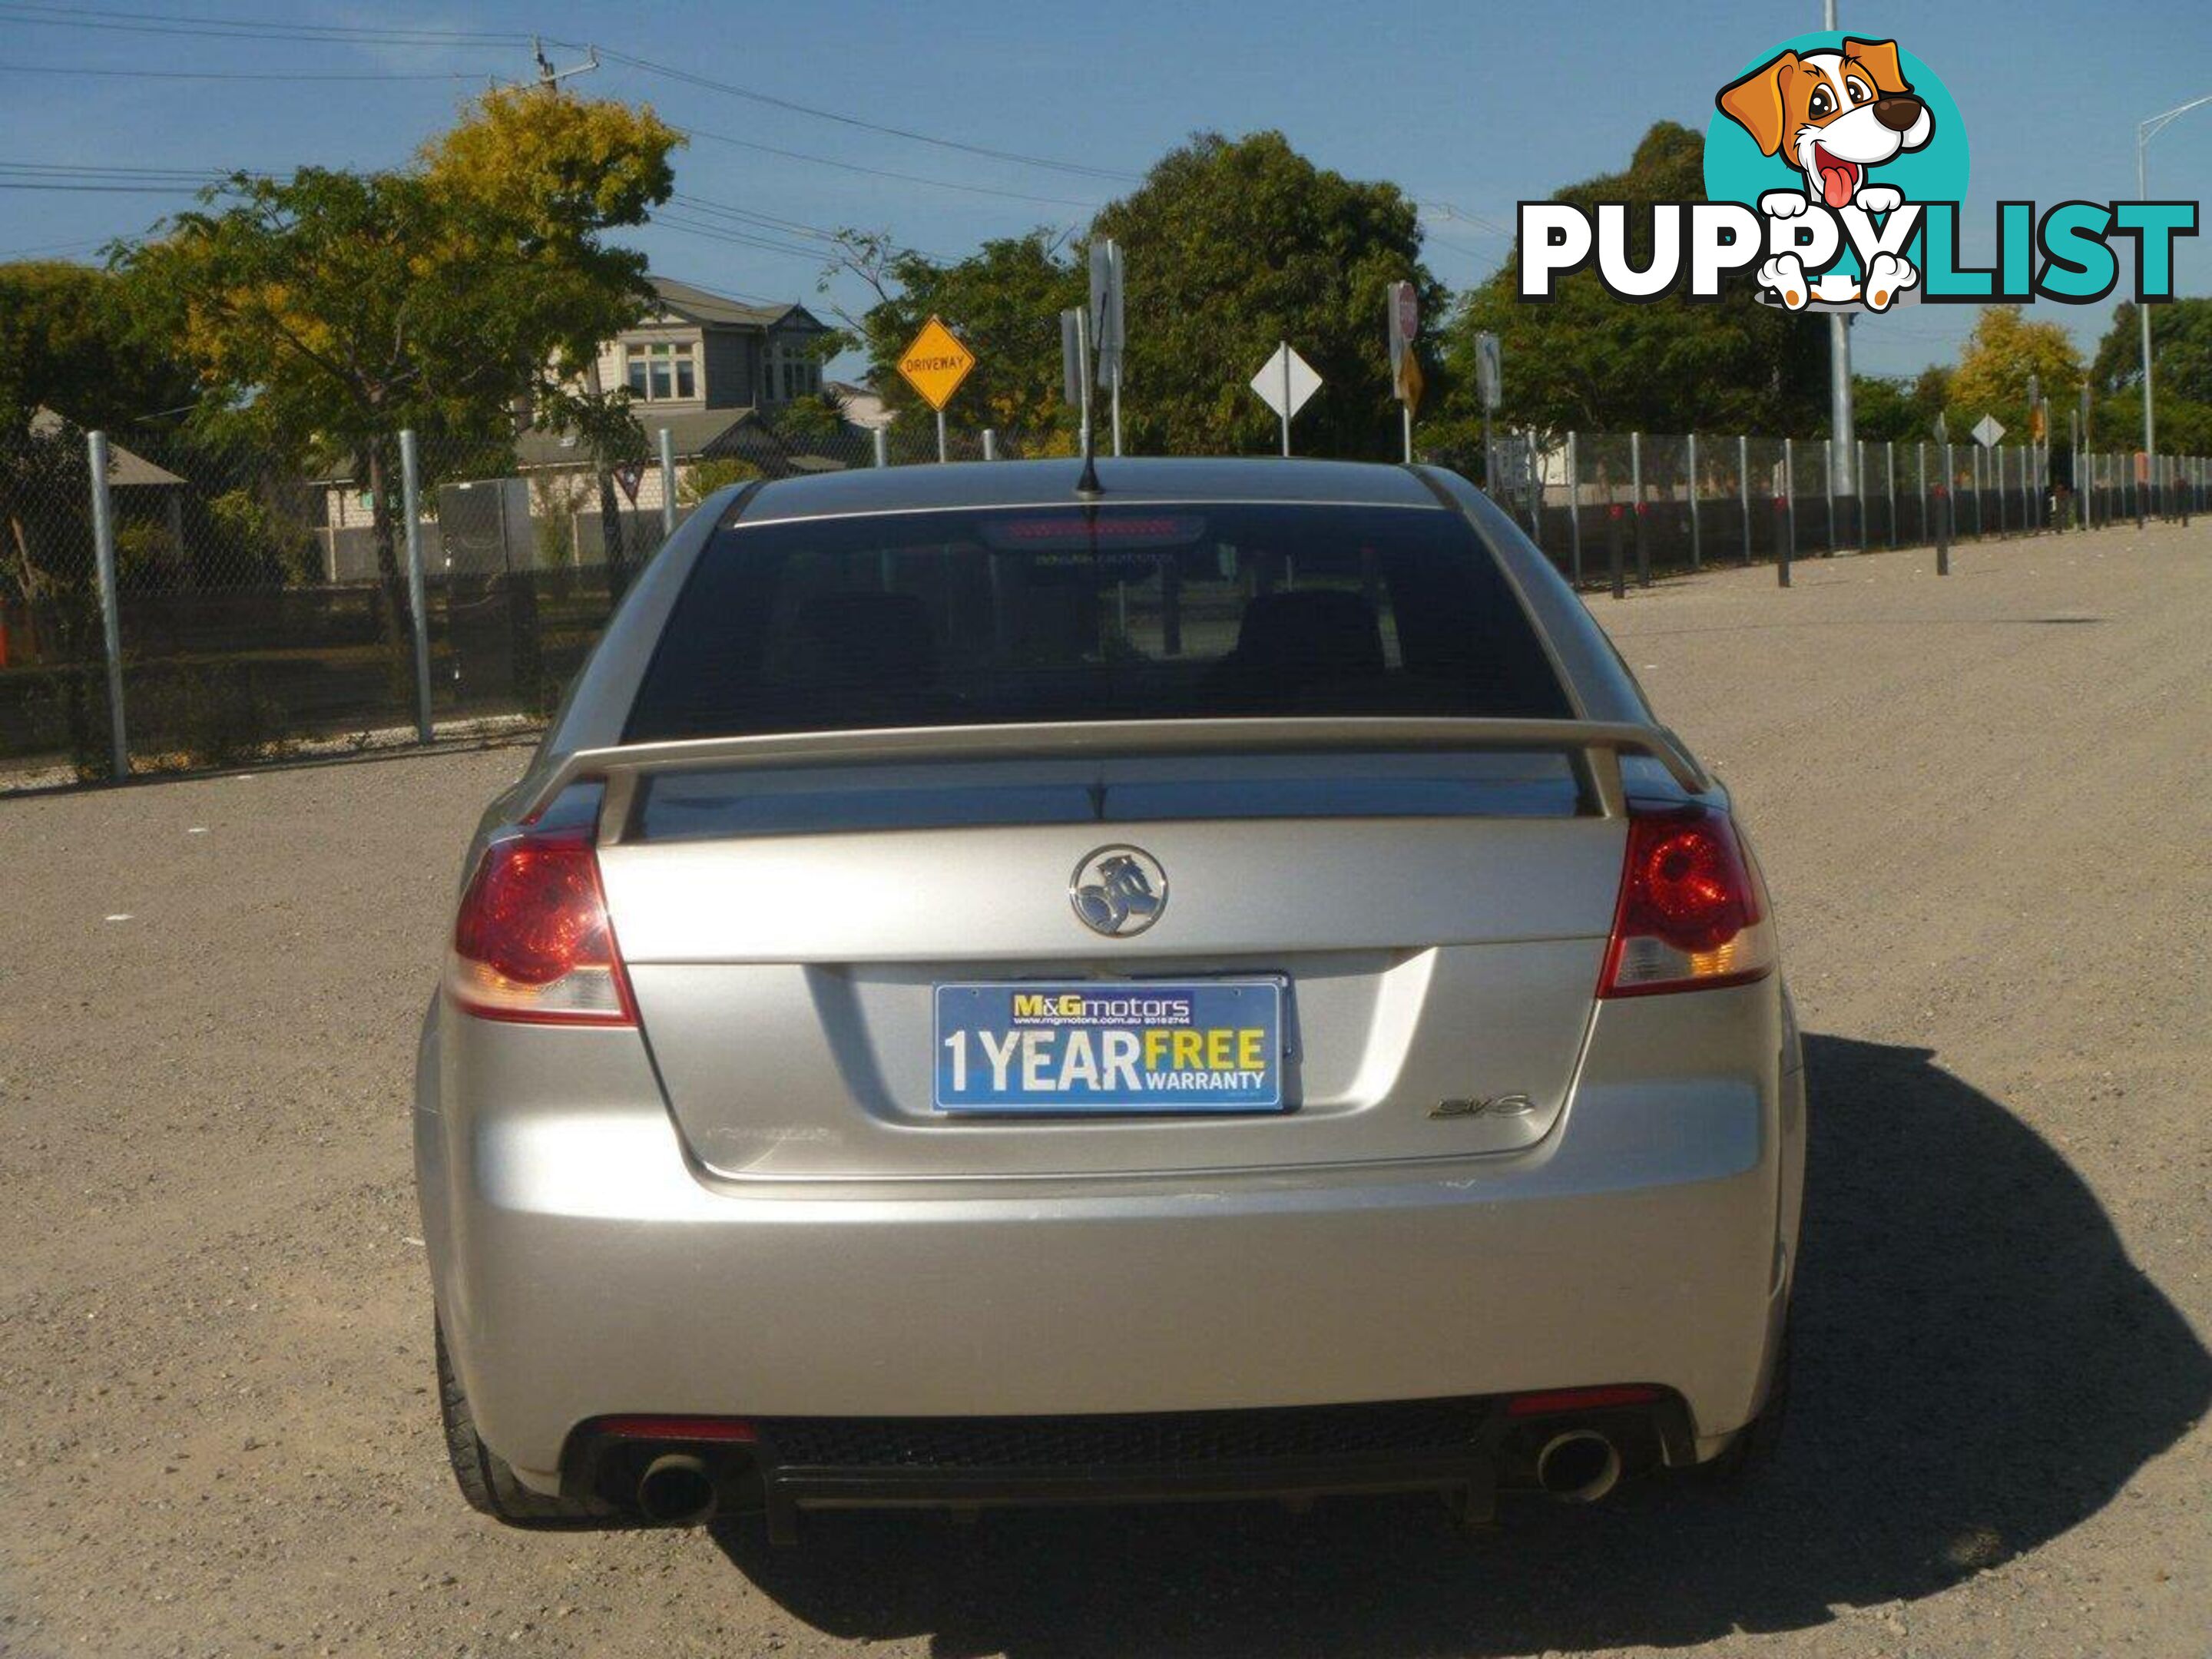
[1686, 431, 1702, 570]
[1629, 430, 1648, 588]
[1525, 426, 1544, 546]
[657, 426, 677, 537]
[1885, 442, 1896, 548]
[872, 427, 889, 469]
[1857, 440, 1870, 551]
[1824, 444, 1836, 555]
[1936, 441, 1952, 575]
[1738, 435, 1751, 565]
[1607, 482, 1625, 601]
[398, 430, 434, 745]
[1916, 443, 1927, 546]
[86, 431, 128, 777]
[982, 429, 998, 461]
[1563, 431, 1583, 586]
[1780, 436, 1795, 588]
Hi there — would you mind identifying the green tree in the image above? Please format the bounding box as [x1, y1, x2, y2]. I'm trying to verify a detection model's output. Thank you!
[831, 227, 1086, 444]
[2087, 299, 2212, 454]
[676, 456, 761, 506]
[1851, 366, 1952, 443]
[1436, 122, 1826, 444]
[1945, 306, 2085, 445]
[119, 88, 681, 657]
[1088, 132, 1444, 459]
[421, 86, 681, 593]
[0, 261, 194, 604]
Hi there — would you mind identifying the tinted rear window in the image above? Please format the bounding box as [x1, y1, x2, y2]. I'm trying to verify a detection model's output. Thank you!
[624, 503, 1570, 742]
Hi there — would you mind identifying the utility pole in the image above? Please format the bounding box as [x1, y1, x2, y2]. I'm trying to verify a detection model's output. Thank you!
[1824, 0, 1856, 551]
[528, 37, 599, 90]
[2135, 94, 2212, 472]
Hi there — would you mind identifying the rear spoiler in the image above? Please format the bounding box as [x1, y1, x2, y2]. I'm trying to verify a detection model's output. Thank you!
[522, 717, 1711, 838]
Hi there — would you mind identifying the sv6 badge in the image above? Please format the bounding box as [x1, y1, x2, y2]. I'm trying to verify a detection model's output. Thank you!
[1429, 1094, 1536, 1120]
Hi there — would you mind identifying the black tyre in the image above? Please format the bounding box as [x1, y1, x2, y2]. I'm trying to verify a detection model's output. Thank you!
[435, 1320, 610, 1527]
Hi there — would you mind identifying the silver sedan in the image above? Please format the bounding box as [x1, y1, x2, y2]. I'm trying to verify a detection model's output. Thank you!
[415, 456, 1804, 1538]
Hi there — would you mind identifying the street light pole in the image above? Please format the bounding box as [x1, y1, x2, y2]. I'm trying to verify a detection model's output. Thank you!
[2136, 94, 2212, 465]
[1824, 1, 1856, 547]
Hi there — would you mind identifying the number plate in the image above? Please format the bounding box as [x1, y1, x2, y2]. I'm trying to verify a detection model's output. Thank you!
[933, 980, 1285, 1114]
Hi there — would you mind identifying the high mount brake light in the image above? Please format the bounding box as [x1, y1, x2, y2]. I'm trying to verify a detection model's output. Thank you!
[1598, 805, 1775, 998]
[447, 829, 636, 1025]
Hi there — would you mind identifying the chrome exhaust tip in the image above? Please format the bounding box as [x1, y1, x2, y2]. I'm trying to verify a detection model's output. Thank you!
[635, 1452, 719, 1525]
[1534, 1429, 1623, 1504]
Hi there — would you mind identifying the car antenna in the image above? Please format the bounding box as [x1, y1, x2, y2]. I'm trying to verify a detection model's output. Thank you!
[1067, 303, 1102, 499]
[1077, 428, 1102, 498]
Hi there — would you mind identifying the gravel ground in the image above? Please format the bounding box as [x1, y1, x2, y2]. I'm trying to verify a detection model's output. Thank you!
[2, 524, 2207, 1659]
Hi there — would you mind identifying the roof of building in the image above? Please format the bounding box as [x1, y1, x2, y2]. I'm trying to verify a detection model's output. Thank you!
[29, 408, 187, 488]
[645, 275, 826, 334]
[515, 407, 746, 469]
[515, 406, 856, 478]
[734, 456, 1449, 524]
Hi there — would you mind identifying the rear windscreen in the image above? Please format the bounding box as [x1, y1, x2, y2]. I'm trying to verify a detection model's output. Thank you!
[623, 503, 1571, 743]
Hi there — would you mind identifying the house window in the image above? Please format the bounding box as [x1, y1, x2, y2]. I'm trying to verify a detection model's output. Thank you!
[624, 341, 697, 402]
[768, 343, 820, 404]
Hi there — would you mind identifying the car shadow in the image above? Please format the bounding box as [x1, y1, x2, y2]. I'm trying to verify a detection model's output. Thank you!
[710, 1035, 2211, 1657]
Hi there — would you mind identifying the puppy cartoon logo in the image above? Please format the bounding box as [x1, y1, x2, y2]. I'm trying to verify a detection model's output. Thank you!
[1518, 35, 2190, 311]
[1715, 38, 1935, 312]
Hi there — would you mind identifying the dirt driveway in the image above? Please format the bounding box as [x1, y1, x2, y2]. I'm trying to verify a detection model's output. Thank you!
[2, 525, 2207, 1658]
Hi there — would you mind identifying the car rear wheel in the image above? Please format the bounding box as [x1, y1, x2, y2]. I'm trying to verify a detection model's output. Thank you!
[435, 1320, 611, 1527]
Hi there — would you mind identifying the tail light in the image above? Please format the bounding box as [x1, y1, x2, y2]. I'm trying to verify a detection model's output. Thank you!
[1598, 805, 1775, 997]
[446, 828, 636, 1025]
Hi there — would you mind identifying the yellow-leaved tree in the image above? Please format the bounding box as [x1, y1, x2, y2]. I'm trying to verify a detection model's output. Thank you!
[121, 89, 683, 677]
[1947, 307, 2086, 442]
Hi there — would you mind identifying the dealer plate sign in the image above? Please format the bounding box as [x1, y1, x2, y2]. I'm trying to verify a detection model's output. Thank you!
[932, 981, 1285, 1114]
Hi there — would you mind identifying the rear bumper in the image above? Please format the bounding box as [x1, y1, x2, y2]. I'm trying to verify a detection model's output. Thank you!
[568, 1391, 1697, 1535]
[416, 985, 1803, 1493]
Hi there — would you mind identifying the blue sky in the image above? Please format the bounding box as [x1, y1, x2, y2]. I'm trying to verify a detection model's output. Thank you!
[2, 0, 2207, 387]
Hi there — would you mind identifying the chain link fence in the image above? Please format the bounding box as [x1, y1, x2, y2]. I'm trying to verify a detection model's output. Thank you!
[3, 412, 2205, 790]
[0, 412, 1055, 786]
[1513, 429, 2207, 591]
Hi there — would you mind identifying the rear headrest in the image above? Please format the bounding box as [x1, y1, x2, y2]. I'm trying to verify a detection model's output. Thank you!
[1227, 589, 1386, 682]
[793, 592, 934, 688]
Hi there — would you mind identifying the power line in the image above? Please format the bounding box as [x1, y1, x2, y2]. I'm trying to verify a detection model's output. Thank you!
[669, 191, 943, 260]
[1417, 197, 1513, 238]
[0, 234, 113, 258]
[0, 161, 259, 175]
[647, 212, 842, 266]
[675, 124, 1103, 212]
[0, 181, 215, 192]
[0, 4, 1143, 186]
[671, 193, 853, 244]
[0, 59, 496, 79]
[653, 271, 802, 310]
[0, 2, 525, 46]
[570, 45, 1141, 184]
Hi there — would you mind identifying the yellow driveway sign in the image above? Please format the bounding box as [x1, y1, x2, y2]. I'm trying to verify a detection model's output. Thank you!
[1396, 349, 1425, 415]
[897, 316, 976, 412]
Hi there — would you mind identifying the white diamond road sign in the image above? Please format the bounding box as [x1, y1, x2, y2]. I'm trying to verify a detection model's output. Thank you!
[1972, 414, 2006, 450]
[1250, 343, 1322, 419]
